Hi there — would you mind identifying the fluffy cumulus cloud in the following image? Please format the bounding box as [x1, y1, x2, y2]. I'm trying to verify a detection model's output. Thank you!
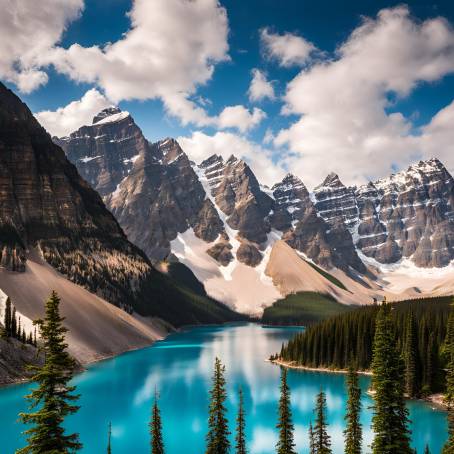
[46, 0, 230, 126]
[35, 89, 112, 137]
[178, 131, 286, 186]
[419, 100, 454, 175]
[248, 68, 275, 102]
[0, 0, 83, 92]
[275, 6, 454, 188]
[217, 105, 266, 133]
[260, 28, 316, 67]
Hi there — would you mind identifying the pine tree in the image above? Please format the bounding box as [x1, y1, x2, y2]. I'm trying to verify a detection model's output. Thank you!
[206, 357, 230, 454]
[424, 445, 431, 454]
[235, 387, 247, 454]
[107, 422, 112, 454]
[309, 422, 315, 454]
[313, 389, 332, 454]
[344, 364, 362, 454]
[404, 312, 419, 398]
[371, 303, 412, 454]
[17, 291, 82, 453]
[11, 306, 17, 338]
[150, 390, 164, 454]
[443, 308, 454, 454]
[276, 368, 296, 454]
[4, 297, 12, 336]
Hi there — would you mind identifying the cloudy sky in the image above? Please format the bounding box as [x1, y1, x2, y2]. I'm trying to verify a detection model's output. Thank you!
[2, 0, 454, 188]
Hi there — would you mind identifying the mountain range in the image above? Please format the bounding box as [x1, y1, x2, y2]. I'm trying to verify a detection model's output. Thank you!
[54, 105, 454, 313]
[0, 83, 242, 371]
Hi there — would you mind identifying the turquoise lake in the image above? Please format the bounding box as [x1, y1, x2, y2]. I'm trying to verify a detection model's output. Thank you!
[0, 323, 448, 453]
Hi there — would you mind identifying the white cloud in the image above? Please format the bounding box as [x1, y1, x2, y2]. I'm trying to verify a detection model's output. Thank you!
[260, 28, 316, 67]
[178, 131, 286, 186]
[275, 6, 454, 188]
[217, 105, 266, 133]
[0, 0, 83, 93]
[248, 68, 275, 102]
[46, 0, 230, 127]
[419, 100, 454, 175]
[35, 88, 112, 137]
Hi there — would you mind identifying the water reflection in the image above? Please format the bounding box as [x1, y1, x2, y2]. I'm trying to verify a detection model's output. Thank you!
[0, 323, 447, 453]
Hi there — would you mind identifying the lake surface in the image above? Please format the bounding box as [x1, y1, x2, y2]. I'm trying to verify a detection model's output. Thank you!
[0, 323, 447, 453]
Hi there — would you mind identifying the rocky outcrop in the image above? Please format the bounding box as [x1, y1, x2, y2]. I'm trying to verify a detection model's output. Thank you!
[313, 172, 359, 228]
[201, 155, 274, 244]
[55, 107, 146, 197]
[237, 241, 262, 267]
[107, 138, 224, 262]
[355, 159, 454, 267]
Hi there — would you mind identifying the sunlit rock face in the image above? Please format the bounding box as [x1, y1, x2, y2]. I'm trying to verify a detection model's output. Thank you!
[107, 138, 224, 263]
[58, 106, 454, 274]
[355, 159, 454, 267]
[55, 107, 148, 197]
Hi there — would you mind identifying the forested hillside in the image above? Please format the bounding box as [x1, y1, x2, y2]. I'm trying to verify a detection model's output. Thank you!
[277, 296, 453, 396]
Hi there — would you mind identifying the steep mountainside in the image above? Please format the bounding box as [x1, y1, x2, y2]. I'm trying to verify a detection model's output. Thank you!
[58, 106, 454, 314]
[0, 82, 241, 328]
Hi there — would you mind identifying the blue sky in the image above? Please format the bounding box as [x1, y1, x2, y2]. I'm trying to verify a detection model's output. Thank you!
[2, 0, 454, 187]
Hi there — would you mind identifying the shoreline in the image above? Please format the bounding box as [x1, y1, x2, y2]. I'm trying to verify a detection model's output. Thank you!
[270, 358, 447, 410]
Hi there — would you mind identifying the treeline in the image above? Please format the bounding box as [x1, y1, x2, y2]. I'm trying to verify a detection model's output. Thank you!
[278, 295, 452, 396]
[2, 297, 37, 346]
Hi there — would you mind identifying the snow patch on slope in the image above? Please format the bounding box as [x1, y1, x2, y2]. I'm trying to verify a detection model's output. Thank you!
[0, 288, 36, 337]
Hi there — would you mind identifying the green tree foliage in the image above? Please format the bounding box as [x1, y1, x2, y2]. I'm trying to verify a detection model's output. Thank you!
[11, 306, 17, 338]
[344, 365, 362, 454]
[371, 304, 412, 454]
[404, 312, 420, 398]
[279, 296, 451, 395]
[235, 387, 247, 454]
[309, 422, 315, 454]
[150, 391, 164, 454]
[4, 297, 12, 336]
[443, 307, 454, 454]
[206, 357, 230, 454]
[313, 389, 331, 453]
[425, 445, 431, 454]
[17, 291, 81, 453]
[276, 368, 296, 454]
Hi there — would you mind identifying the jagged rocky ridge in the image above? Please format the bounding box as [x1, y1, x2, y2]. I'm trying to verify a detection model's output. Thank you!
[58, 107, 454, 275]
[0, 83, 241, 326]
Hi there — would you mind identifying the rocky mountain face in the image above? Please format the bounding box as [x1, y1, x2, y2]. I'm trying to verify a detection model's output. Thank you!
[355, 159, 454, 267]
[54, 107, 145, 197]
[0, 83, 240, 326]
[108, 138, 224, 262]
[58, 106, 454, 295]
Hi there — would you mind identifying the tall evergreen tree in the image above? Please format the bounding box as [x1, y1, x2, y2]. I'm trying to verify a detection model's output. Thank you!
[404, 312, 419, 398]
[206, 357, 230, 454]
[371, 303, 412, 454]
[309, 422, 315, 454]
[276, 368, 296, 454]
[344, 364, 362, 454]
[150, 390, 164, 454]
[17, 291, 81, 453]
[424, 445, 431, 454]
[235, 387, 247, 454]
[107, 422, 112, 454]
[443, 308, 454, 454]
[4, 297, 12, 336]
[11, 306, 17, 339]
[313, 389, 332, 454]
